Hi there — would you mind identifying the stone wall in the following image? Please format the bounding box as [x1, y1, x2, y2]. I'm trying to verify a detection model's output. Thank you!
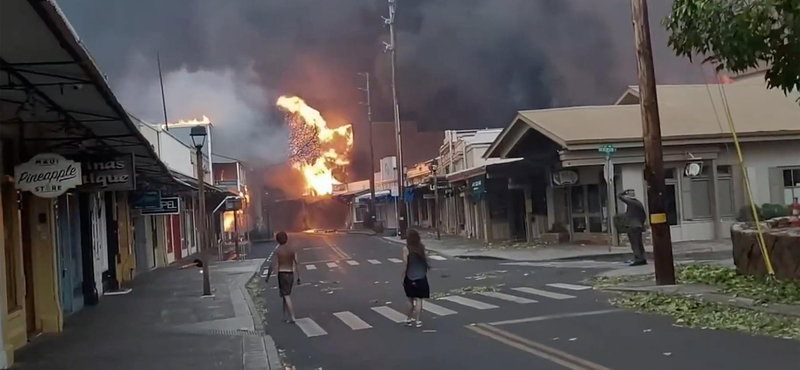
[732, 217, 800, 280]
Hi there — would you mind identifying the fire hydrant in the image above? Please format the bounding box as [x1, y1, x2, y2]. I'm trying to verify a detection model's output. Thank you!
[791, 198, 800, 227]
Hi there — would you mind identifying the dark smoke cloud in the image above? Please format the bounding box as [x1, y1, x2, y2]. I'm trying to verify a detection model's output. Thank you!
[57, 0, 712, 177]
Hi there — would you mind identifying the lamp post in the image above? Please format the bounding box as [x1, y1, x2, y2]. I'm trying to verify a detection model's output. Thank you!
[428, 159, 440, 240]
[191, 126, 212, 296]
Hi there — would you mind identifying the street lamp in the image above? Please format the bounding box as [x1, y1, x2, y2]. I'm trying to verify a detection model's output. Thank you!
[428, 159, 440, 240]
[191, 126, 212, 296]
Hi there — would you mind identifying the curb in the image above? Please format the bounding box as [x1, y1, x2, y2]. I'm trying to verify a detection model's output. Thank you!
[242, 260, 282, 370]
[598, 283, 800, 318]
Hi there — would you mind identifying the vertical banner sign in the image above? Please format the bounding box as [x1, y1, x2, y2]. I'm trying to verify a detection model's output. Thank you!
[15, 153, 82, 198]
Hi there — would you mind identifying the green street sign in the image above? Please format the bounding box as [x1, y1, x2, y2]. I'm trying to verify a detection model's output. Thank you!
[598, 144, 617, 154]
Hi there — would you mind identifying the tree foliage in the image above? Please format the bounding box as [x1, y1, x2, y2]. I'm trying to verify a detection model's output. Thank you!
[664, 0, 800, 94]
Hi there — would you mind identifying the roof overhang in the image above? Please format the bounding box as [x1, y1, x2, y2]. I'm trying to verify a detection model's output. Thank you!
[0, 0, 174, 188]
[484, 113, 567, 159]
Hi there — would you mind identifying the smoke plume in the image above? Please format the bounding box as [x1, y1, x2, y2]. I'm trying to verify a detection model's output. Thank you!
[57, 0, 713, 177]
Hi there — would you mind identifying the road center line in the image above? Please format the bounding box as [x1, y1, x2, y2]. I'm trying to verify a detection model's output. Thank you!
[478, 324, 610, 370]
[488, 309, 622, 326]
[467, 325, 589, 370]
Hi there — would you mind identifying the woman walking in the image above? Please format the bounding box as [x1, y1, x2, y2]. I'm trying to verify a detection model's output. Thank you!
[402, 229, 430, 328]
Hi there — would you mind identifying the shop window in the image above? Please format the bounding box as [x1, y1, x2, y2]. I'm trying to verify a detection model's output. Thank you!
[718, 166, 735, 217]
[783, 169, 800, 187]
[690, 179, 713, 219]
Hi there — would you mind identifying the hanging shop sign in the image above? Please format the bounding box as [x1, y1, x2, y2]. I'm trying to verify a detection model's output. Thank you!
[78, 154, 135, 192]
[552, 170, 578, 186]
[469, 175, 486, 202]
[131, 190, 162, 210]
[141, 196, 181, 215]
[224, 197, 242, 211]
[15, 153, 82, 198]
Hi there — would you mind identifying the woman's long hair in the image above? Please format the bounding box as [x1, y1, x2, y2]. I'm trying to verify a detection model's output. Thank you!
[406, 229, 430, 270]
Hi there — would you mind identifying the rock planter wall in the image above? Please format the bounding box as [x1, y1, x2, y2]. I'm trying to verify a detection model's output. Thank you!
[732, 217, 800, 280]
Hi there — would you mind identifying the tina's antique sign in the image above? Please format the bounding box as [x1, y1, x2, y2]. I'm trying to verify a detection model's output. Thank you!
[78, 154, 135, 192]
[15, 153, 82, 198]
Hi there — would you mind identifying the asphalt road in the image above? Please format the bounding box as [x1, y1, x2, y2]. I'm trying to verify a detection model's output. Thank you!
[250, 233, 800, 370]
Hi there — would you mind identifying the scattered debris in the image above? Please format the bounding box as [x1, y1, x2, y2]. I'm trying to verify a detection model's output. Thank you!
[643, 329, 652, 333]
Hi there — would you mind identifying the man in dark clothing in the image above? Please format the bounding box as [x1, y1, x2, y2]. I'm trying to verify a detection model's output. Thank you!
[618, 189, 647, 266]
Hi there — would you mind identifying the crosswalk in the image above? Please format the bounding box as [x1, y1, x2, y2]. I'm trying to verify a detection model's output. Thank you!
[298, 256, 448, 270]
[289, 283, 593, 338]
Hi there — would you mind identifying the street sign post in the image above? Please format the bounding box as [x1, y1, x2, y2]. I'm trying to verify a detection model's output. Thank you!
[599, 144, 618, 248]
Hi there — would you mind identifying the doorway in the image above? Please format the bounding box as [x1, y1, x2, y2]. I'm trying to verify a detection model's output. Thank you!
[55, 194, 84, 315]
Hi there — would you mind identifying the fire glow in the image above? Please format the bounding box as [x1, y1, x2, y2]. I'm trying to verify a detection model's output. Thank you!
[170, 115, 211, 127]
[276, 96, 352, 196]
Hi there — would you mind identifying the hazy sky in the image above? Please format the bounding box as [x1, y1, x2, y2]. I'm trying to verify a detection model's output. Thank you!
[57, 0, 713, 175]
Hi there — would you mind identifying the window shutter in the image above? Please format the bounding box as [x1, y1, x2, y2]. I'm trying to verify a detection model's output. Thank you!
[767, 167, 784, 205]
[681, 176, 693, 220]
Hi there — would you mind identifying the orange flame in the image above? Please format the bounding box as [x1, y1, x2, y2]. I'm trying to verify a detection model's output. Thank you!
[276, 96, 352, 196]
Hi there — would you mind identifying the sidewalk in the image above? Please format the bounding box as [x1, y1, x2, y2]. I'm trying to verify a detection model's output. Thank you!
[13, 259, 280, 370]
[381, 233, 732, 262]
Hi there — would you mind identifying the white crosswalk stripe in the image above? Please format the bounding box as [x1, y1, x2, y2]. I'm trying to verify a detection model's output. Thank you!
[326, 262, 338, 268]
[429, 255, 447, 261]
[295, 318, 327, 337]
[477, 291, 537, 304]
[513, 287, 576, 300]
[439, 296, 498, 310]
[546, 283, 592, 291]
[346, 260, 360, 266]
[387, 258, 403, 263]
[371, 306, 407, 323]
[333, 311, 372, 330]
[367, 259, 382, 264]
[422, 302, 458, 316]
[305, 264, 317, 270]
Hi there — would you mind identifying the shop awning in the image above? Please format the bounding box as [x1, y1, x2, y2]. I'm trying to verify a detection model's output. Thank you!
[355, 190, 393, 203]
[0, 0, 175, 188]
[445, 158, 523, 183]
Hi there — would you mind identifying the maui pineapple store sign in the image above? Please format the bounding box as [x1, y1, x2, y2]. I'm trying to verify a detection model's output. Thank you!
[15, 153, 82, 198]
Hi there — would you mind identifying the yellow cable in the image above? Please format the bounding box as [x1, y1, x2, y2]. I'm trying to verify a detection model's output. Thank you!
[718, 84, 775, 276]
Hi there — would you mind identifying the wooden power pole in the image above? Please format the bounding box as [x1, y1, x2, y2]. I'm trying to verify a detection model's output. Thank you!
[630, 0, 675, 285]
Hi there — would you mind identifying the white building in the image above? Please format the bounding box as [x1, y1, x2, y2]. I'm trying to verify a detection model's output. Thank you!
[486, 81, 800, 244]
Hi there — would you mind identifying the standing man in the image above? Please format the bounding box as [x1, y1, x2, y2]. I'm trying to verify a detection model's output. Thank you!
[266, 232, 300, 323]
[618, 189, 647, 266]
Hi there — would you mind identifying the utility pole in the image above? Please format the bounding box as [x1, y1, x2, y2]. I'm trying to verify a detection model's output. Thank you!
[630, 0, 675, 285]
[358, 72, 377, 228]
[385, 0, 407, 238]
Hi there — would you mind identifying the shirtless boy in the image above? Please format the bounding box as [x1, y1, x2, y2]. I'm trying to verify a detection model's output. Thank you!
[266, 232, 300, 323]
